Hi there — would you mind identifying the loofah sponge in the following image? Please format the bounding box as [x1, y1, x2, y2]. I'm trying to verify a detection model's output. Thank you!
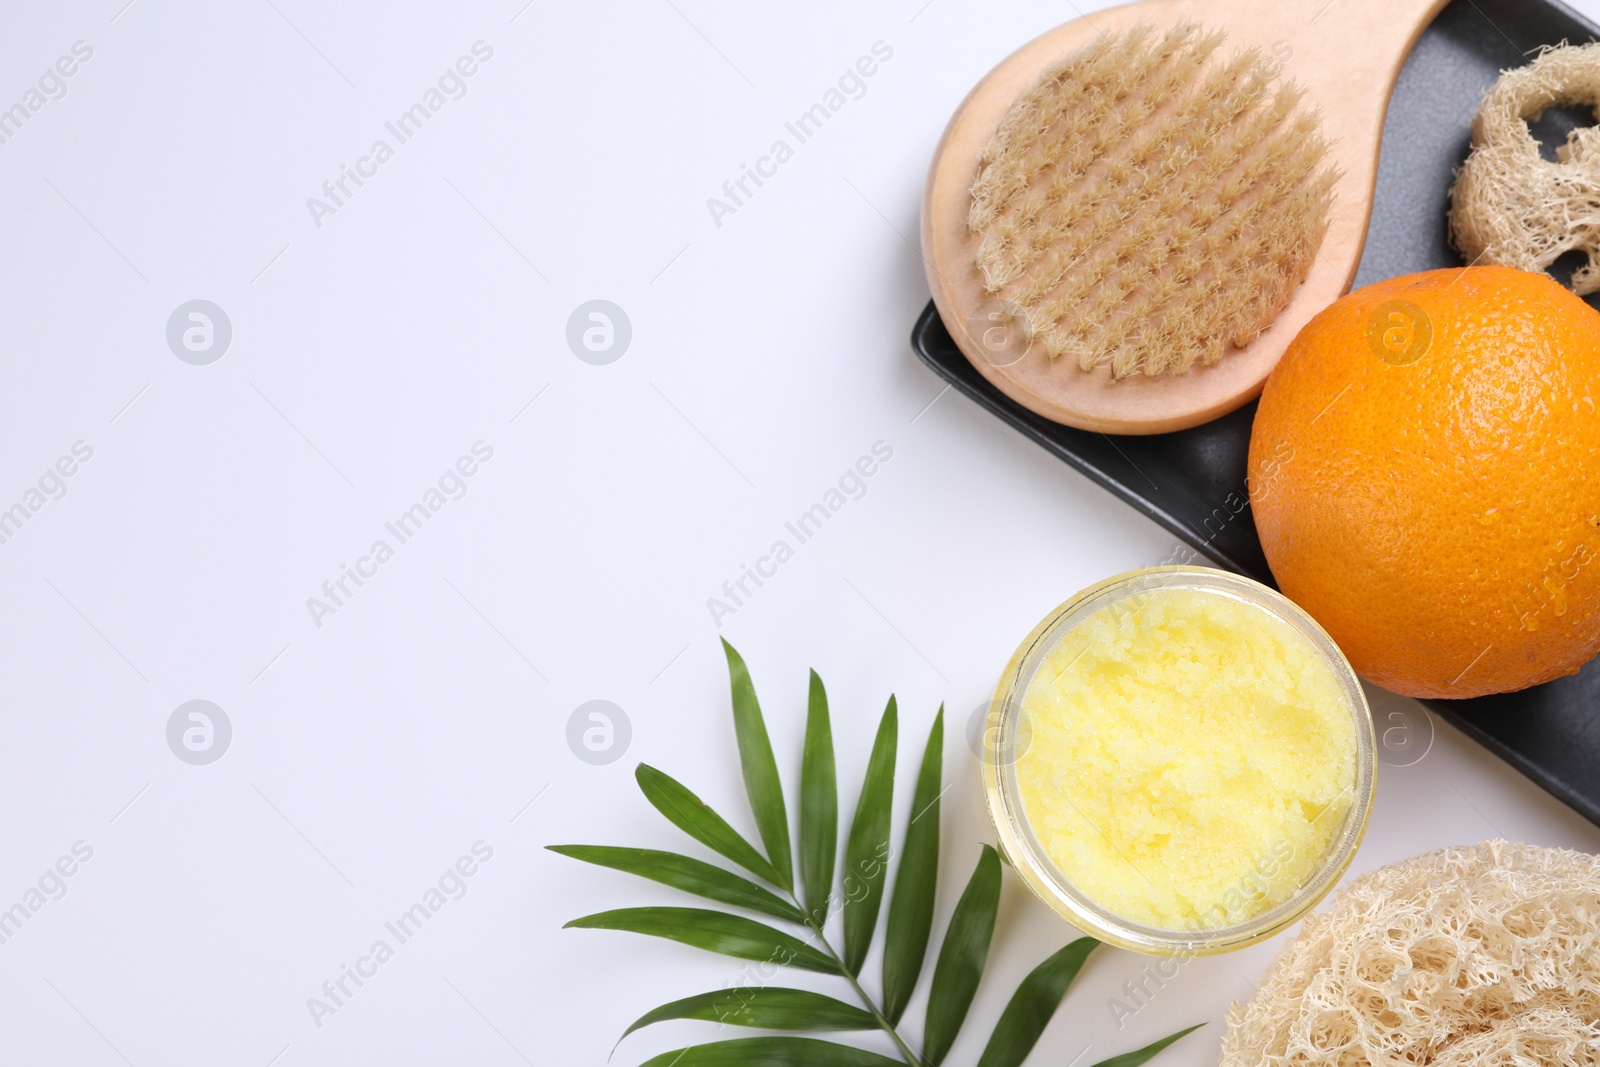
[1220, 840, 1600, 1067]
[967, 22, 1337, 379]
[1450, 42, 1600, 295]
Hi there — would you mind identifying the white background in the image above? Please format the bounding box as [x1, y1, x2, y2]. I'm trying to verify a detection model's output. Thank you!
[2, 1, 1598, 1065]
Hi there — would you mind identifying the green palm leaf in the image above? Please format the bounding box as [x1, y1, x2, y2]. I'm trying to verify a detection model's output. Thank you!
[619, 988, 875, 1041]
[924, 845, 1002, 1066]
[722, 640, 793, 890]
[841, 696, 898, 976]
[976, 937, 1098, 1067]
[800, 669, 838, 925]
[1086, 1024, 1203, 1067]
[564, 908, 837, 974]
[635, 763, 785, 887]
[882, 706, 944, 1024]
[545, 845, 804, 923]
[558, 655, 1203, 1067]
[638, 1036, 905, 1066]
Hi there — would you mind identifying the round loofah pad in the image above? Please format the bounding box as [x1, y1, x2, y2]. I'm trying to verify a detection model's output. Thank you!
[1220, 840, 1600, 1067]
[1450, 42, 1600, 295]
[968, 22, 1337, 379]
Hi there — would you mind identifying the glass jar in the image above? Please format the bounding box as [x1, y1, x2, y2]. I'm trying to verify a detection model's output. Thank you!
[981, 566, 1376, 955]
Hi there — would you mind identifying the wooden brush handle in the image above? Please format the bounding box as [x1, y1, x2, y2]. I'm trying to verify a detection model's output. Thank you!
[1235, 0, 1455, 124]
[1232, 0, 1452, 44]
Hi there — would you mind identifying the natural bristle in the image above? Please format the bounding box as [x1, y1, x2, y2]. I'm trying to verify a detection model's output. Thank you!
[968, 22, 1337, 379]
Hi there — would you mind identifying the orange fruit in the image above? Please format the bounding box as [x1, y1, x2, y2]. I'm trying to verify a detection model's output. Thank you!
[1248, 265, 1600, 698]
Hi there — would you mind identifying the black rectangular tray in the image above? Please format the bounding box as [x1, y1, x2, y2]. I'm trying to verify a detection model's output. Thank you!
[912, 0, 1600, 827]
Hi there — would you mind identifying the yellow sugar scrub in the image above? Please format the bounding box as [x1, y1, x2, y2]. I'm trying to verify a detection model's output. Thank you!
[1020, 587, 1354, 927]
[982, 567, 1375, 956]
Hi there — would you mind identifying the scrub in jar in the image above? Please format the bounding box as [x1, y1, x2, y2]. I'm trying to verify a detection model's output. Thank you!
[1013, 584, 1358, 932]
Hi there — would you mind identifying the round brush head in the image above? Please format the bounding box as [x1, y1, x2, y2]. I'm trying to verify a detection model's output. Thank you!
[968, 22, 1338, 379]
